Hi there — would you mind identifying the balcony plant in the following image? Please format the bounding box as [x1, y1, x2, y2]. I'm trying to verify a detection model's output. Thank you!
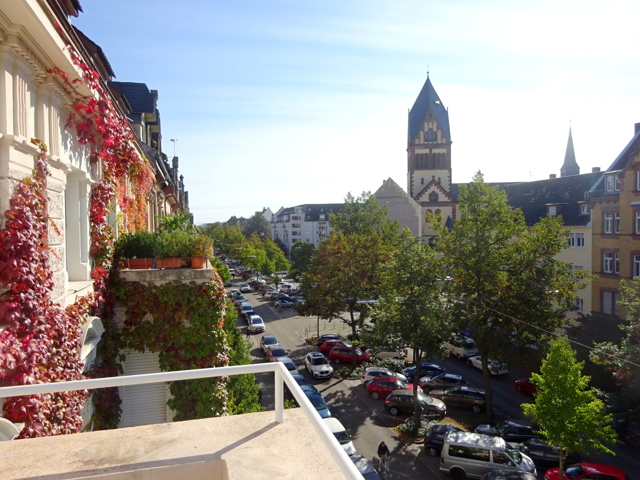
[114, 231, 157, 269]
[154, 230, 191, 268]
[189, 235, 213, 269]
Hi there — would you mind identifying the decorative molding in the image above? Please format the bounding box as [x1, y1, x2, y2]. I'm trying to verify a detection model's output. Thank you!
[7, 33, 48, 81]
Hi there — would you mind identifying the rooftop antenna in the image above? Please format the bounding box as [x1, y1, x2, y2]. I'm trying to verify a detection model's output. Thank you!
[170, 138, 178, 158]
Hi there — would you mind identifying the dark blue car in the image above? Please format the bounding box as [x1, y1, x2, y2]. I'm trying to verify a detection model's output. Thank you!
[300, 385, 331, 418]
[402, 363, 445, 383]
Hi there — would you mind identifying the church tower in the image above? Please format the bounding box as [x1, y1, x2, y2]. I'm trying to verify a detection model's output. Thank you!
[560, 127, 580, 177]
[407, 75, 455, 241]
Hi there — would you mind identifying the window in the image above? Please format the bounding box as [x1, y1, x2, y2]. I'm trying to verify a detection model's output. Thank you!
[605, 174, 620, 192]
[319, 214, 325, 220]
[568, 233, 585, 248]
[634, 255, 640, 277]
[602, 291, 620, 316]
[637, 170, 640, 190]
[603, 252, 613, 273]
[614, 252, 620, 274]
[449, 446, 490, 462]
[581, 204, 589, 215]
[571, 265, 584, 280]
[603, 213, 614, 234]
[548, 205, 557, 216]
[429, 191, 439, 202]
[291, 215, 301, 221]
[572, 298, 584, 312]
[615, 212, 620, 233]
[636, 211, 640, 234]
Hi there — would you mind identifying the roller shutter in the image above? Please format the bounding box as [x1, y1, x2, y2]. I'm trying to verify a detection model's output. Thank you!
[119, 351, 168, 428]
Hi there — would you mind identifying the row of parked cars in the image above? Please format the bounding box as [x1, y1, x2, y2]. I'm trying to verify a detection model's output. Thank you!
[257, 334, 384, 477]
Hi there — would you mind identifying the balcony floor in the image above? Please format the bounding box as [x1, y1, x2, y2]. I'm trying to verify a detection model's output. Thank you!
[0, 409, 345, 479]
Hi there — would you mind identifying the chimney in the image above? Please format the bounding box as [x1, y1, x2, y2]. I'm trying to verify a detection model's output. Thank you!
[549, 174, 557, 179]
[592, 167, 601, 173]
[635, 123, 640, 135]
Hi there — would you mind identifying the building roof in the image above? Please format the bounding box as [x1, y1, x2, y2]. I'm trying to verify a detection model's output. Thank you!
[73, 27, 115, 79]
[589, 125, 640, 198]
[110, 82, 155, 113]
[560, 128, 580, 177]
[408, 75, 450, 145]
[273, 204, 343, 222]
[500, 172, 601, 226]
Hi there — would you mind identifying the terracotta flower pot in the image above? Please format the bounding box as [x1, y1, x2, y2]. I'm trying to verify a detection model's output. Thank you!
[191, 257, 207, 269]
[123, 258, 154, 269]
[157, 258, 182, 269]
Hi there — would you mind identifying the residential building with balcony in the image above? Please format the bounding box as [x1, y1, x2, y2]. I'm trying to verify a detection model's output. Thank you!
[270, 204, 342, 253]
[587, 123, 640, 317]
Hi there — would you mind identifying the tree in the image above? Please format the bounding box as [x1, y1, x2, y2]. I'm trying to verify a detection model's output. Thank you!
[210, 257, 231, 284]
[223, 306, 264, 414]
[290, 241, 316, 279]
[330, 191, 399, 244]
[301, 233, 390, 365]
[431, 172, 587, 417]
[373, 229, 452, 425]
[243, 212, 270, 238]
[522, 337, 618, 474]
[591, 278, 640, 423]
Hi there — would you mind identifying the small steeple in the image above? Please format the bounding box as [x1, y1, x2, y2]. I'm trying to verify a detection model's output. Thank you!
[560, 127, 580, 177]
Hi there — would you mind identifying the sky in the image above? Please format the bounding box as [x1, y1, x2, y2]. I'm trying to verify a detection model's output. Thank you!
[73, 0, 640, 224]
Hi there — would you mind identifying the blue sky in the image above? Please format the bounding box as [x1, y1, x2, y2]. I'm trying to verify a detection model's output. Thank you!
[74, 0, 640, 223]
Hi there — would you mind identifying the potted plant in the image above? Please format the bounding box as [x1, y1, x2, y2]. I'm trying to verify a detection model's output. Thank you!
[154, 230, 191, 268]
[189, 235, 213, 269]
[114, 231, 157, 269]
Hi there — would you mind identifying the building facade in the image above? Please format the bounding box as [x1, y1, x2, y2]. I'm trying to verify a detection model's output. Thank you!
[270, 204, 342, 253]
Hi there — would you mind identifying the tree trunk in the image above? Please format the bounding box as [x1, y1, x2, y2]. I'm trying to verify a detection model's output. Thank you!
[350, 309, 358, 368]
[413, 346, 423, 427]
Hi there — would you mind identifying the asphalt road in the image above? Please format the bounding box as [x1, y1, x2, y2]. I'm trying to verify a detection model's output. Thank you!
[231, 280, 638, 480]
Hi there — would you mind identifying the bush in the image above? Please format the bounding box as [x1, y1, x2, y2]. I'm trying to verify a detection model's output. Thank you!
[397, 416, 439, 438]
[114, 230, 157, 259]
[154, 230, 192, 259]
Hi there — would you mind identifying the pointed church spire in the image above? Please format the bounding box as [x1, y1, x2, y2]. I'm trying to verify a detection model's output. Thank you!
[560, 127, 580, 177]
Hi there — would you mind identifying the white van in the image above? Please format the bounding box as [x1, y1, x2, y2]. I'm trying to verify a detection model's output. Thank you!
[444, 335, 479, 359]
[323, 417, 356, 456]
[239, 302, 255, 320]
[440, 432, 536, 479]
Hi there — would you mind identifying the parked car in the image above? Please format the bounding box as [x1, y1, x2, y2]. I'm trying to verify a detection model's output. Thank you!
[367, 377, 420, 400]
[328, 346, 371, 364]
[227, 288, 240, 298]
[384, 389, 446, 418]
[402, 363, 445, 383]
[516, 438, 581, 467]
[544, 463, 626, 480]
[371, 348, 407, 360]
[315, 333, 345, 346]
[350, 455, 381, 480]
[419, 373, 468, 392]
[265, 345, 287, 362]
[233, 294, 247, 305]
[240, 283, 251, 293]
[444, 334, 479, 359]
[429, 386, 486, 414]
[475, 420, 540, 443]
[300, 384, 331, 418]
[238, 301, 255, 320]
[319, 339, 351, 356]
[347, 326, 373, 341]
[260, 334, 279, 355]
[515, 378, 537, 395]
[360, 366, 408, 386]
[323, 417, 356, 456]
[468, 355, 509, 375]
[276, 356, 296, 372]
[247, 315, 265, 334]
[424, 423, 462, 457]
[274, 299, 295, 309]
[305, 352, 333, 379]
[285, 373, 311, 401]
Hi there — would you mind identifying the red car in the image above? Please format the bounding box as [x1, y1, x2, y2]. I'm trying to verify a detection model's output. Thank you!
[544, 463, 626, 480]
[515, 378, 537, 395]
[327, 346, 371, 364]
[367, 377, 421, 400]
[319, 339, 351, 356]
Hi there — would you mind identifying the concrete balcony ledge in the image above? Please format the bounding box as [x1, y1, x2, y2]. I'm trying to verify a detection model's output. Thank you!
[1, 408, 344, 480]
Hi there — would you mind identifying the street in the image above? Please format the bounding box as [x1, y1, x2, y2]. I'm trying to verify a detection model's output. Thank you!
[232, 280, 638, 480]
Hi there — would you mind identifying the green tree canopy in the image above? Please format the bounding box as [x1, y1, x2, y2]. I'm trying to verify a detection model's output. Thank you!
[431, 172, 588, 417]
[290, 241, 316, 279]
[522, 337, 618, 473]
[330, 191, 400, 244]
[243, 212, 270, 238]
[373, 229, 452, 424]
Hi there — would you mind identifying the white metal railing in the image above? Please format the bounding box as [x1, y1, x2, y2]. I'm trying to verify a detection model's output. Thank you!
[0, 362, 363, 479]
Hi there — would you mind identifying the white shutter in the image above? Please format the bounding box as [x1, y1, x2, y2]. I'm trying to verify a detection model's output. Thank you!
[119, 351, 168, 428]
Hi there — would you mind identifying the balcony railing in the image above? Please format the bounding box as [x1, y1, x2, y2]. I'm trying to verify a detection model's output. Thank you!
[0, 362, 363, 479]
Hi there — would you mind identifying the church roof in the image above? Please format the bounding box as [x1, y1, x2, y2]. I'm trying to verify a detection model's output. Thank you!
[408, 76, 450, 145]
[560, 128, 580, 177]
